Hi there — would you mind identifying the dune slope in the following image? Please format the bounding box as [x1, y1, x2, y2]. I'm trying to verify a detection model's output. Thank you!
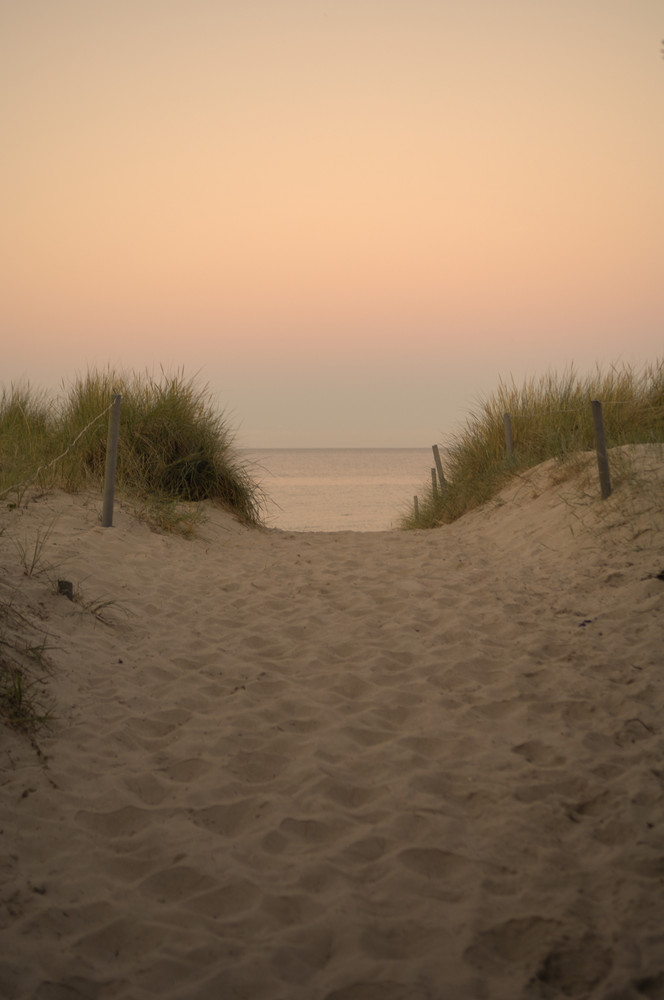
[1, 446, 663, 1000]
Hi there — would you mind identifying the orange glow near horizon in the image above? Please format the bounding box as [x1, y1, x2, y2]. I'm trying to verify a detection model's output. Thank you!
[1, 1, 662, 446]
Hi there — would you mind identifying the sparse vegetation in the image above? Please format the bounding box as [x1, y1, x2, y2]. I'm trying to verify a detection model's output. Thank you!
[12, 522, 57, 577]
[403, 361, 664, 528]
[1, 367, 264, 738]
[0, 528, 133, 738]
[0, 368, 265, 529]
[0, 597, 54, 736]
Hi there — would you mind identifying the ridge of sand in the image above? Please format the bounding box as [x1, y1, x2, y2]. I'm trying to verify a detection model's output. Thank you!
[1, 445, 663, 999]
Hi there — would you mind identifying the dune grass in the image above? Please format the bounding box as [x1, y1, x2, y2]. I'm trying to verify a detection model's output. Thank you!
[0, 368, 263, 737]
[403, 360, 664, 528]
[0, 369, 265, 530]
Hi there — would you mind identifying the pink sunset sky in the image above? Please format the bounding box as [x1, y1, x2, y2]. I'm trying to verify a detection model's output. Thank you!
[1, 1, 662, 447]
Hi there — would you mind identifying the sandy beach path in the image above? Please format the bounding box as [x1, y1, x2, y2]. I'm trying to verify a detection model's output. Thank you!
[1, 448, 663, 999]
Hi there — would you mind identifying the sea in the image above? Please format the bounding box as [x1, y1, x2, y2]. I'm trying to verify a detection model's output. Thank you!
[242, 448, 434, 532]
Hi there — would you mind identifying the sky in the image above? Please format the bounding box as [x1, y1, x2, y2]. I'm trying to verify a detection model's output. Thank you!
[1, 0, 662, 447]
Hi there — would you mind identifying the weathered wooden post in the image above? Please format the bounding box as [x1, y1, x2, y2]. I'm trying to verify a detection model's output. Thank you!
[431, 468, 438, 499]
[432, 445, 447, 491]
[413, 495, 419, 519]
[102, 394, 122, 527]
[503, 413, 514, 457]
[591, 399, 612, 499]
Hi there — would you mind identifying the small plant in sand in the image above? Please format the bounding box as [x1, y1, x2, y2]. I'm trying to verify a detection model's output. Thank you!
[12, 522, 57, 578]
[403, 360, 664, 528]
[0, 665, 48, 732]
[0, 599, 54, 735]
[72, 583, 131, 625]
[0, 569, 128, 740]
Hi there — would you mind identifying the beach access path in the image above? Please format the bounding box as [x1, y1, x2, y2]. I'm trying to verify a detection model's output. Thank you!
[1, 447, 663, 1000]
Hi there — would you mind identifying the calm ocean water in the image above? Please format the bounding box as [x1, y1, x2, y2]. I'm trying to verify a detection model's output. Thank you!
[243, 448, 433, 532]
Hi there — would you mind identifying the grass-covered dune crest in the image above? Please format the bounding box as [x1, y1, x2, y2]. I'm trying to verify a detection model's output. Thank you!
[0, 368, 265, 531]
[403, 360, 664, 529]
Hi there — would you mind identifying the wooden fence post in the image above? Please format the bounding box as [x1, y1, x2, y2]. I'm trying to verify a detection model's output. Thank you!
[503, 413, 514, 457]
[102, 394, 122, 527]
[431, 468, 438, 499]
[432, 445, 447, 491]
[591, 399, 612, 499]
[413, 495, 419, 519]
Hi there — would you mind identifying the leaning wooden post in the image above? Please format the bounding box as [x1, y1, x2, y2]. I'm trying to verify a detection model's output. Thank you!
[591, 399, 612, 500]
[503, 413, 514, 457]
[102, 394, 122, 527]
[432, 445, 447, 491]
[431, 468, 438, 499]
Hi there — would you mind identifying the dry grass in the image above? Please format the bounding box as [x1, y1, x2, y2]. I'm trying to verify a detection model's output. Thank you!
[0, 368, 265, 531]
[403, 361, 664, 528]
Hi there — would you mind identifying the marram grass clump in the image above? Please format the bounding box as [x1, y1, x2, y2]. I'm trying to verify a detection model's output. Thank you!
[0, 369, 265, 530]
[403, 361, 664, 529]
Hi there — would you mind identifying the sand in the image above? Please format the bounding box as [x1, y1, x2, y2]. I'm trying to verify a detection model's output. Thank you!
[1, 445, 663, 1000]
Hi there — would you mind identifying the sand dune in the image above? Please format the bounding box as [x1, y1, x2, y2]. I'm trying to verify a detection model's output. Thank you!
[1, 446, 663, 999]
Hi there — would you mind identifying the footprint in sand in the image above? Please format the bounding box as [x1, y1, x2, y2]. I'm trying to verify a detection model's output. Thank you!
[75, 805, 156, 838]
[139, 865, 217, 902]
[511, 740, 566, 767]
[159, 756, 215, 783]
